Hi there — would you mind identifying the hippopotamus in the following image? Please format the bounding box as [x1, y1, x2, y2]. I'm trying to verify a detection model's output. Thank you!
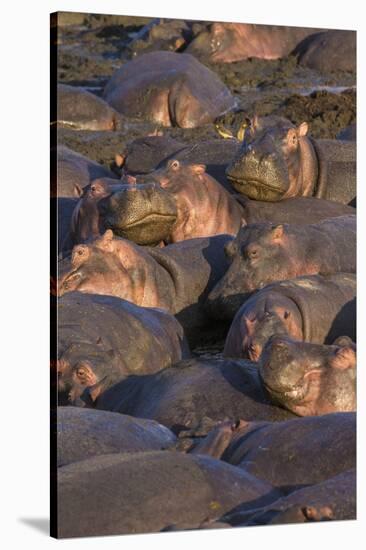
[103, 51, 236, 128]
[185, 23, 320, 63]
[69, 178, 177, 247]
[226, 116, 356, 205]
[337, 123, 356, 141]
[55, 407, 176, 466]
[221, 469, 356, 526]
[71, 175, 355, 249]
[259, 336, 356, 416]
[118, 135, 241, 191]
[222, 273, 356, 357]
[55, 84, 121, 131]
[94, 358, 295, 434]
[293, 30, 356, 72]
[137, 158, 245, 241]
[127, 18, 191, 55]
[56, 231, 231, 338]
[52, 145, 118, 198]
[192, 412, 356, 493]
[57, 451, 280, 538]
[207, 215, 356, 318]
[55, 292, 189, 405]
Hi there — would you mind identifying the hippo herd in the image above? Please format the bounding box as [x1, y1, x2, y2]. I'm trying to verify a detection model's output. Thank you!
[52, 14, 356, 539]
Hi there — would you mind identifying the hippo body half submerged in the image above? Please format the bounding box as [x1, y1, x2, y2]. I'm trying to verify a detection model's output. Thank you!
[223, 273, 356, 358]
[103, 51, 236, 128]
[293, 30, 356, 72]
[226, 116, 356, 206]
[56, 84, 120, 131]
[259, 336, 356, 416]
[207, 215, 356, 318]
[55, 407, 177, 466]
[222, 469, 356, 526]
[186, 23, 321, 63]
[194, 412, 356, 493]
[57, 451, 279, 538]
[95, 357, 295, 433]
[56, 292, 189, 404]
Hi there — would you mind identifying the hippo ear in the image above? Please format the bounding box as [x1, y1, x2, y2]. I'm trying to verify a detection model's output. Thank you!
[296, 122, 309, 137]
[330, 347, 356, 370]
[73, 183, 83, 198]
[211, 22, 224, 36]
[115, 153, 125, 168]
[192, 164, 206, 175]
[271, 224, 284, 240]
[99, 229, 114, 247]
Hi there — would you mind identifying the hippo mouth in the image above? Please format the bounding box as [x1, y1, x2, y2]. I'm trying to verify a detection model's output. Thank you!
[118, 213, 177, 229]
[226, 175, 286, 200]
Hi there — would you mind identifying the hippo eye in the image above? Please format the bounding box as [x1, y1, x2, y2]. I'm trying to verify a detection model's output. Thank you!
[247, 248, 258, 259]
[170, 160, 180, 170]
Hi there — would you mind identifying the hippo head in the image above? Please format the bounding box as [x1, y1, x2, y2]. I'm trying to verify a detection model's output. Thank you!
[223, 289, 304, 360]
[207, 222, 295, 319]
[57, 231, 144, 303]
[56, 344, 119, 406]
[186, 23, 236, 62]
[226, 116, 313, 201]
[147, 158, 207, 190]
[259, 336, 356, 416]
[102, 180, 178, 245]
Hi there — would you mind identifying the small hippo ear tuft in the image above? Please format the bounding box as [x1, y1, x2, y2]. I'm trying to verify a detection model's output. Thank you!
[212, 23, 224, 35]
[115, 153, 125, 168]
[102, 229, 114, 241]
[297, 122, 309, 137]
[271, 224, 284, 240]
[192, 164, 206, 175]
[330, 347, 356, 370]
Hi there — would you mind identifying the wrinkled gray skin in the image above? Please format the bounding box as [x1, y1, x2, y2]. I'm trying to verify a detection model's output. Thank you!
[55, 407, 176, 467]
[293, 30, 356, 72]
[103, 51, 236, 128]
[56, 84, 121, 130]
[52, 145, 117, 198]
[337, 123, 356, 141]
[259, 336, 356, 416]
[119, 135, 240, 192]
[57, 451, 281, 538]
[195, 412, 355, 493]
[223, 273, 356, 358]
[221, 469, 356, 526]
[70, 178, 178, 247]
[95, 358, 295, 435]
[237, 195, 355, 226]
[56, 292, 190, 406]
[226, 116, 356, 206]
[207, 216, 356, 319]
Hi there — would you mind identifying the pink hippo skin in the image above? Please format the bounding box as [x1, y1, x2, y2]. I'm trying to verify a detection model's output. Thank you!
[186, 23, 321, 63]
[139, 159, 245, 241]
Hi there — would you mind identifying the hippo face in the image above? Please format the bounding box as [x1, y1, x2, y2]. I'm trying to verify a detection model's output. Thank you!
[57, 351, 114, 405]
[226, 117, 309, 201]
[102, 181, 178, 245]
[259, 337, 356, 416]
[149, 158, 207, 190]
[57, 232, 139, 301]
[207, 223, 294, 317]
